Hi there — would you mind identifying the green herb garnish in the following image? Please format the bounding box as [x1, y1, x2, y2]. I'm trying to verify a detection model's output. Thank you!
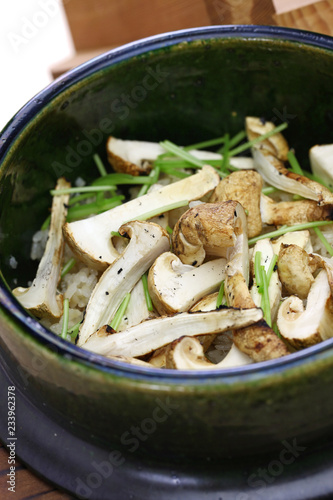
[287, 150, 303, 175]
[93, 153, 108, 177]
[61, 257, 76, 279]
[228, 122, 288, 157]
[61, 298, 70, 339]
[248, 221, 333, 246]
[216, 280, 225, 309]
[142, 273, 153, 311]
[110, 293, 131, 331]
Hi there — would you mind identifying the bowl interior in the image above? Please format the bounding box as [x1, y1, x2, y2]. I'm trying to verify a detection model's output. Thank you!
[1, 26, 333, 364]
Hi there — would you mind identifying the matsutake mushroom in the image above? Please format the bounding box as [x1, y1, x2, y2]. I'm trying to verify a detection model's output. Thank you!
[106, 136, 254, 176]
[310, 144, 333, 190]
[271, 230, 313, 256]
[117, 279, 156, 331]
[277, 244, 322, 299]
[277, 269, 333, 348]
[63, 165, 219, 270]
[250, 239, 281, 323]
[82, 306, 263, 358]
[77, 220, 169, 346]
[164, 336, 253, 370]
[210, 170, 263, 238]
[260, 194, 333, 226]
[13, 178, 70, 320]
[148, 252, 226, 315]
[246, 117, 333, 205]
[172, 200, 249, 277]
[225, 204, 289, 361]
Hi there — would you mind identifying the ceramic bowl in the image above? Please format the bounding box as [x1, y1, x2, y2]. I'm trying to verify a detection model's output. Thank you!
[1, 25, 333, 494]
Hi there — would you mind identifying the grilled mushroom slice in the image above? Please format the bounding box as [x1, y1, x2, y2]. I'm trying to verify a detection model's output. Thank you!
[250, 239, 281, 323]
[309, 144, 333, 190]
[210, 170, 263, 238]
[82, 307, 263, 358]
[63, 165, 219, 270]
[246, 117, 333, 205]
[148, 252, 226, 315]
[277, 244, 321, 299]
[225, 204, 289, 361]
[13, 178, 70, 320]
[277, 269, 333, 348]
[164, 336, 253, 370]
[260, 194, 333, 226]
[107, 136, 254, 176]
[77, 221, 169, 346]
[172, 200, 249, 281]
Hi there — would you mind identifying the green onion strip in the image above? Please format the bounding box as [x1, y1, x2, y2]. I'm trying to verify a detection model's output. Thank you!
[110, 293, 131, 332]
[216, 281, 225, 309]
[61, 298, 70, 339]
[248, 221, 333, 246]
[141, 273, 153, 311]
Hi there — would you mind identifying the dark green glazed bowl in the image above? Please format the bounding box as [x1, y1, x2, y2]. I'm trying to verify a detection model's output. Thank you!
[1, 25, 333, 483]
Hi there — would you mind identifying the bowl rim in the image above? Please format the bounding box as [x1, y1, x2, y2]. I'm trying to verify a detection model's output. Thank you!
[2, 24, 333, 383]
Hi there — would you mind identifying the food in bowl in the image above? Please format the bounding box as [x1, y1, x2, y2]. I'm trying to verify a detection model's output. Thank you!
[12, 115, 333, 370]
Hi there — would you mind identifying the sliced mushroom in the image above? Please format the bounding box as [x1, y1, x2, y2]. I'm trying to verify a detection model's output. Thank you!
[210, 170, 263, 238]
[13, 178, 70, 320]
[77, 221, 169, 346]
[250, 239, 281, 322]
[82, 306, 263, 358]
[148, 252, 226, 315]
[63, 165, 219, 270]
[165, 336, 253, 370]
[172, 201, 249, 283]
[106, 137, 162, 175]
[117, 279, 156, 332]
[246, 117, 333, 205]
[277, 244, 321, 299]
[271, 230, 313, 256]
[309, 144, 333, 190]
[107, 136, 254, 176]
[277, 269, 333, 348]
[225, 216, 289, 361]
[260, 194, 333, 226]
[246, 116, 289, 161]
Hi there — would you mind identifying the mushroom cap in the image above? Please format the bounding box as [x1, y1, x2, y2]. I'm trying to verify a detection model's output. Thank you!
[277, 244, 316, 299]
[246, 116, 289, 161]
[210, 170, 263, 238]
[148, 252, 226, 315]
[277, 269, 333, 348]
[172, 200, 246, 267]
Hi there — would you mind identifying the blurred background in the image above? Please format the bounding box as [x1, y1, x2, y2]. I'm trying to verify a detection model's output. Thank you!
[0, 0, 332, 131]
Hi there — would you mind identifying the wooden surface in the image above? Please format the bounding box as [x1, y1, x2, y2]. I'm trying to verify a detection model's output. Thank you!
[0, 444, 72, 499]
[4, 0, 333, 498]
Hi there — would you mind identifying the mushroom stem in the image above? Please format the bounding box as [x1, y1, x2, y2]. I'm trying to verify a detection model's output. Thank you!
[13, 178, 70, 320]
[82, 307, 263, 357]
[77, 221, 169, 346]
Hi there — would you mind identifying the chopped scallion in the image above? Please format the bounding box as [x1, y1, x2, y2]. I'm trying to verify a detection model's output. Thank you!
[125, 200, 189, 223]
[287, 150, 303, 175]
[142, 273, 153, 311]
[266, 254, 278, 284]
[216, 280, 225, 309]
[61, 298, 70, 339]
[61, 257, 76, 279]
[93, 153, 108, 177]
[160, 140, 206, 168]
[248, 221, 333, 246]
[228, 122, 288, 157]
[110, 293, 131, 332]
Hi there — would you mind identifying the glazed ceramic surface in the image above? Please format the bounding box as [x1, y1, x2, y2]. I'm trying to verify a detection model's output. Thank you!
[1, 27, 333, 489]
